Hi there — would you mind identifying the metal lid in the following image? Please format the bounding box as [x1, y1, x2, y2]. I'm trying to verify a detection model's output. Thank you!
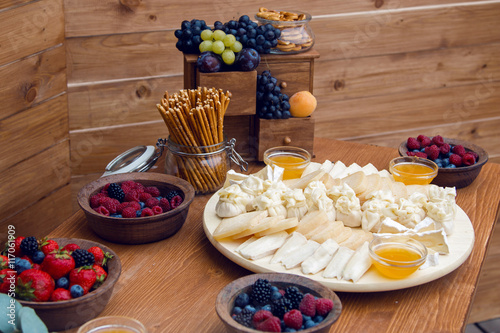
[102, 145, 158, 177]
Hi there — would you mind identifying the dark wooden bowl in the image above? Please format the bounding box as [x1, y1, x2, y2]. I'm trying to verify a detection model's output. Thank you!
[399, 137, 488, 189]
[19, 238, 121, 331]
[77, 172, 195, 244]
[216, 273, 342, 333]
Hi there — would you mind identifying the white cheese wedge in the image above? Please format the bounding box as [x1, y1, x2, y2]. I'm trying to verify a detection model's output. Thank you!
[361, 163, 379, 176]
[413, 217, 437, 233]
[223, 169, 248, 188]
[238, 231, 289, 260]
[320, 160, 334, 173]
[282, 240, 320, 269]
[301, 239, 339, 274]
[232, 215, 283, 239]
[377, 217, 409, 234]
[236, 236, 258, 253]
[420, 251, 440, 269]
[310, 222, 345, 243]
[295, 210, 329, 235]
[288, 170, 326, 190]
[378, 169, 392, 178]
[339, 228, 373, 251]
[270, 232, 308, 264]
[342, 241, 372, 283]
[337, 163, 362, 179]
[390, 181, 408, 201]
[255, 217, 299, 237]
[323, 246, 355, 279]
[409, 229, 449, 254]
[213, 210, 268, 240]
[301, 162, 322, 177]
[329, 161, 347, 179]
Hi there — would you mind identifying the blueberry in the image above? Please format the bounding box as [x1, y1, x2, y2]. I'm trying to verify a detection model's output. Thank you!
[244, 305, 256, 313]
[70, 284, 84, 298]
[314, 315, 324, 323]
[136, 210, 142, 217]
[15, 258, 31, 274]
[434, 158, 442, 165]
[32, 250, 45, 264]
[139, 201, 145, 208]
[436, 162, 443, 168]
[271, 291, 282, 300]
[232, 306, 242, 315]
[447, 164, 456, 168]
[284, 328, 297, 332]
[261, 304, 272, 312]
[413, 149, 420, 153]
[442, 158, 450, 166]
[56, 277, 69, 289]
[304, 320, 317, 328]
[302, 315, 311, 322]
[235, 293, 250, 308]
[270, 286, 279, 292]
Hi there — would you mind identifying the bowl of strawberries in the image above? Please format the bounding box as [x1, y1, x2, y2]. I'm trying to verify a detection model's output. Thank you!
[1, 236, 121, 331]
[399, 135, 488, 188]
[78, 172, 195, 244]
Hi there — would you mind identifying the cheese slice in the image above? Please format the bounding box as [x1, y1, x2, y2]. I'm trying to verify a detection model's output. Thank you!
[238, 231, 289, 260]
[213, 210, 268, 240]
[301, 239, 339, 274]
[329, 161, 347, 179]
[232, 215, 283, 239]
[255, 217, 299, 237]
[332, 225, 353, 244]
[358, 173, 382, 202]
[310, 222, 345, 243]
[236, 236, 258, 253]
[341, 171, 367, 195]
[270, 232, 308, 264]
[413, 217, 437, 233]
[301, 162, 322, 177]
[342, 241, 372, 282]
[409, 229, 449, 254]
[288, 170, 326, 190]
[361, 163, 379, 176]
[377, 217, 409, 234]
[390, 181, 408, 201]
[295, 210, 329, 235]
[281, 240, 320, 269]
[339, 228, 373, 251]
[323, 246, 355, 279]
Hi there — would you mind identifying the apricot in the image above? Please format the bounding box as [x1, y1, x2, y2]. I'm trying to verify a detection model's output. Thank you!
[289, 91, 317, 117]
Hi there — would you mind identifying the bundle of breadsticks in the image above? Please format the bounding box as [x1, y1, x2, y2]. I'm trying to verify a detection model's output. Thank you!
[157, 87, 231, 193]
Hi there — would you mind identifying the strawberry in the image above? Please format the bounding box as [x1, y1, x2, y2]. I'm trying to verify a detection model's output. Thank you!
[16, 269, 55, 302]
[50, 288, 72, 301]
[0, 255, 8, 270]
[40, 238, 59, 255]
[92, 264, 107, 288]
[41, 251, 76, 280]
[87, 246, 113, 267]
[61, 243, 80, 254]
[69, 267, 97, 294]
[12, 236, 25, 257]
[0, 268, 16, 293]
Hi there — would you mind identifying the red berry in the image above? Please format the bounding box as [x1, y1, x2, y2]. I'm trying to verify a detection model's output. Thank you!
[124, 190, 140, 202]
[121, 181, 135, 194]
[417, 135, 431, 147]
[139, 192, 152, 202]
[463, 153, 476, 166]
[152, 206, 163, 215]
[439, 143, 450, 155]
[145, 186, 161, 197]
[141, 208, 154, 217]
[283, 309, 303, 330]
[90, 193, 106, 208]
[431, 135, 445, 146]
[299, 293, 316, 317]
[50, 288, 72, 301]
[145, 197, 160, 208]
[170, 195, 183, 209]
[253, 310, 273, 326]
[61, 243, 80, 254]
[94, 206, 110, 216]
[102, 198, 120, 214]
[424, 145, 440, 160]
[449, 153, 463, 166]
[452, 145, 466, 157]
[256, 316, 282, 332]
[470, 150, 479, 161]
[122, 207, 137, 218]
[315, 298, 334, 316]
[159, 198, 171, 212]
[40, 239, 59, 256]
[102, 183, 111, 192]
[407, 151, 428, 159]
[134, 182, 145, 192]
[406, 137, 420, 150]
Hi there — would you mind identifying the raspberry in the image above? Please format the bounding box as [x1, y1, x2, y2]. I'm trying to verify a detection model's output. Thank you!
[417, 135, 431, 147]
[283, 309, 303, 330]
[102, 198, 120, 214]
[124, 190, 139, 202]
[315, 298, 334, 316]
[424, 145, 440, 160]
[121, 181, 135, 194]
[145, 197, 160, 208]
[470, 150, 479, 161]
[90, 193, 106, 208]
[159, 198, 171, 212]
[452, 144, 466, 157]
[439, 143, 450, 155]
[139, 192, 152, 202]
[145, 186, 161, 197]
[102, 183, 111, 192]
[166, 190, 181, 201]
[134, 182, 145, 192]
[463, 153, 476, 166]
[122, 207, 137, 218]
[94, 206, 110, 216]
[252, 310, 273, 326]
[118, 201, 140, 214]
[449, 153, 463, 166]
[407, 151, 428, 159]
[431, 135, 445, 146]
[152, 206, 163, 215]
[255, 316, 281, 332]
[299, 293, 316, 317]
[406, 137, 420, 150]
[141, 208, 154, 217]
[98, 196, 112, 206]
[170, 195, 183, 209]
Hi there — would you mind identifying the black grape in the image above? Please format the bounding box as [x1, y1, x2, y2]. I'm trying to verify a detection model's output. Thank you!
[256, 71, 290, 119]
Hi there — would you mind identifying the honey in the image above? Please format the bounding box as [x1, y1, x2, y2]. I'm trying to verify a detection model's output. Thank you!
[389, 157, 438, 185]
[267, 154, 308, 180]
[371, 245, 423, 279]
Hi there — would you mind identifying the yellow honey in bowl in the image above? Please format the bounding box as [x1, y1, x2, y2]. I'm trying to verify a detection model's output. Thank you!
[371, 245, 423, 279]
[267, 154, 307, 180]
[391, 162, 437, 185]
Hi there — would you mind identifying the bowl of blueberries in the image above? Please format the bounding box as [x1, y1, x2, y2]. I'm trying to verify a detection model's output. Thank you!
[399, 135, 488, 188]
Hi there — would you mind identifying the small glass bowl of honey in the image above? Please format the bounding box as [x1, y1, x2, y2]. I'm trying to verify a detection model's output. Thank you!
[389, 156, 438, 185]
[77, 316, 148, 333]
[369, 236, 428, 279]
[263, 146, 311, 180]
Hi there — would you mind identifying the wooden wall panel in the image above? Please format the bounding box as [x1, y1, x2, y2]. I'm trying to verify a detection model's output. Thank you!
[0, 185, 72, 243]
[0, 95, 68, 171]
[0, 45, 67, 120]
[68, 76, 183, 130]
[0, 0, 35, 11]
[0, 141, 70, 220]
[0, 0, 64, 66]
[63, 0, 487, 37]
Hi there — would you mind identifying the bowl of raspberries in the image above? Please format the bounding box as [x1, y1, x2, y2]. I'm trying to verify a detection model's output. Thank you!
[399, 135, 488, 188]
[78, 172, 195, 244]
[1, 236, 121, 331]
[216, 273, 342, 333]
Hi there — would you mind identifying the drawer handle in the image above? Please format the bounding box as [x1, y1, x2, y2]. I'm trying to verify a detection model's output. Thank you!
[283, 136, 292, 145]
[280, 82, 288, 89]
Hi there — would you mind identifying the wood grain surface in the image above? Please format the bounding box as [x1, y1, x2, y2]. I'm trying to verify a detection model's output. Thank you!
[48, 138, 500, 332]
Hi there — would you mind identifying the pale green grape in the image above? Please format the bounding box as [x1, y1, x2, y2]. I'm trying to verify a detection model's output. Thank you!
[230, 41, 243, 53]
[222, 49, 235, 65]
[213, 29, 226, 41]
[223, 34, 236, 47]
[212, 40, 225, 54]
[199, 40, 213, 53]
[200, 29, 213, 41]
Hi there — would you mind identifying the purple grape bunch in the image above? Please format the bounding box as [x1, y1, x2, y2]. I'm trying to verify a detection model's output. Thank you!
[175, 19, 211, 54]
[256, 71, 291, 119]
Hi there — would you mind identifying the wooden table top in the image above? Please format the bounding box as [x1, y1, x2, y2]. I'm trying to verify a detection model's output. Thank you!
[52, 137, 500, 333]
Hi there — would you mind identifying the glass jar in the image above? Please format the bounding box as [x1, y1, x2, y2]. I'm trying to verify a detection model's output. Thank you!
[164, 137, 247, 194]
[255, 10, 314, 54]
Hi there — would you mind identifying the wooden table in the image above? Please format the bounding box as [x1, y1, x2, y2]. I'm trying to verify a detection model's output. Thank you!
[52, 138, 500, 333]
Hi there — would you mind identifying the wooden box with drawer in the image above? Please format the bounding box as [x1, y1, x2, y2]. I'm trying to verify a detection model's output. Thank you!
[184, 49, 319, 161]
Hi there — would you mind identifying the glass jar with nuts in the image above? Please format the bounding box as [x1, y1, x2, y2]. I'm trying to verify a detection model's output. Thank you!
[255, 8, 315, 54]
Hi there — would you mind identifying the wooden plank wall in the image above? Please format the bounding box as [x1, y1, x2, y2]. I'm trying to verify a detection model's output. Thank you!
[0, 0, 71, 242]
